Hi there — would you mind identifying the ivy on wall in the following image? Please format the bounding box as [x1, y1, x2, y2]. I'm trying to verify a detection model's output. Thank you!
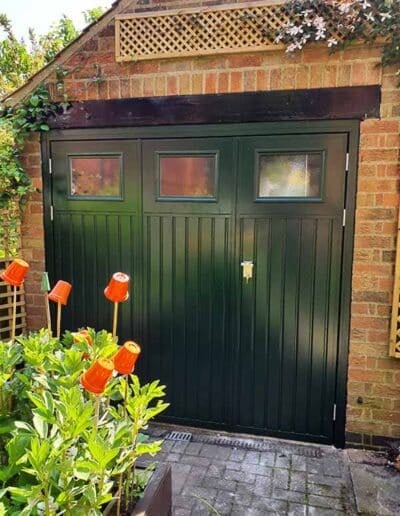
[0, 9, 106, 256]
[0, 84, 58, 256]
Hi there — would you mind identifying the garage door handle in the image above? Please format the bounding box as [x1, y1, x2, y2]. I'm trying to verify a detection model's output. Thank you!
[241, 261, 254, 283]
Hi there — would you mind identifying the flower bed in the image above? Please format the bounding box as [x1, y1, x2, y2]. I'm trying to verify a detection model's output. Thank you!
[0, 329, 169, 515]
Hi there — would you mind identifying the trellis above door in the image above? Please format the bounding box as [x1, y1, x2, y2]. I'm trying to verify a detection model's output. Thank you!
[114, 1, 349, 62]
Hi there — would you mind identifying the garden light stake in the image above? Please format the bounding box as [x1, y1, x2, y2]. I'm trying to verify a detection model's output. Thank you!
[41, 272, 51, 334]
[104, 272, 130, 338]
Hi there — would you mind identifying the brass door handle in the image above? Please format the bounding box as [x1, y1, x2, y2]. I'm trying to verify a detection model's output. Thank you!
[241, 261, 254, 282]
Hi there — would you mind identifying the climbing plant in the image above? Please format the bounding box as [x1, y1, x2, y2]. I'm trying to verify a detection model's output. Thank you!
[276, 0, 400, 77]
[0, 7, 106, 256]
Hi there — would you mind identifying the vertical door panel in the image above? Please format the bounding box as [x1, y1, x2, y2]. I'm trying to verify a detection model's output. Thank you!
[142, 139, 235, 427]
[236, 134, 347, 442]
[51, 141, 141, 340]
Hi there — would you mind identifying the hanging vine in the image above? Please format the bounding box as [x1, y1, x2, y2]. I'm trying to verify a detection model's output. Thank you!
[0, 84, 59, 256]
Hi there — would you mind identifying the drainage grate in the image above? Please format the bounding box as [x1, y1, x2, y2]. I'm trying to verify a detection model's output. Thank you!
[165, 431, 192, 442]
[157, 427, 322, 458]
[192, 434, 322, 458]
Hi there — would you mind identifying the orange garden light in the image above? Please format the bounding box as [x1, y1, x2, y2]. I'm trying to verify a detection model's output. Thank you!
[113, 341, 141, 375]
[0, 259, 30, 341]
[114, 341, 141, 414]
[48, 280, 72, 338]
[104, 272, 130, 338]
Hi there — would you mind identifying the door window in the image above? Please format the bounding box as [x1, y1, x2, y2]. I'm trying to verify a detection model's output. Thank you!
[257, 152, 322, 199]
[158, 154, 216, 199]
[69, 155, 122, 198]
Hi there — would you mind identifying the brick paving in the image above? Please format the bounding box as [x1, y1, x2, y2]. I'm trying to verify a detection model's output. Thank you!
[151, 427, 358, 516]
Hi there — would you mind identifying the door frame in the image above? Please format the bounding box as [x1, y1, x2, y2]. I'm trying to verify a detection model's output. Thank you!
[41, 120, 359, 447]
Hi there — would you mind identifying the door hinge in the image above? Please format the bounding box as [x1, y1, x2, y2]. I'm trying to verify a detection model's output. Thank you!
[50, 205, 54, 222]
[49, 158, 53, 175]
[345, 152, 349, 172]
[333, 403, 337, 421]
[342, 209, 346, 227]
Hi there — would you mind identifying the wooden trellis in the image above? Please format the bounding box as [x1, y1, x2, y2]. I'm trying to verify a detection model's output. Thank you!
[390, 210, 400, 358]
[115, 1, 351, 62]
[0, 258, 26, 340]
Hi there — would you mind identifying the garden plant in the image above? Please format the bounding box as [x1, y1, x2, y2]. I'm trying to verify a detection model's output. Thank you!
[0, 328, 169, 515]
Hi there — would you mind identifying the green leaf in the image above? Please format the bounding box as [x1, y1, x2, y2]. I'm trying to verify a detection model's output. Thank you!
[14, 421, 34, 432]
[40, 124, 50, 131]
[29, 96, 39, 106]
[32, 414, 48, 438]
[0, 415, 14, 435]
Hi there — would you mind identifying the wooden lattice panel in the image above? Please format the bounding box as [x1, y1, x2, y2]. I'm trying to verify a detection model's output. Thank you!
[0, 258, 26, 340]
[115, 1, 292, 62]
[115, 1, 356, 62]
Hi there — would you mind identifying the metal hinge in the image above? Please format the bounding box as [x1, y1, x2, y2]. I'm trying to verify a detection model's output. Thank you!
[333, 403, 337, 421]
[50, 205, 54, 221]
[49, 158, 53, 175]
[342, 209, 346, 227]
[345, 152, 349, 172]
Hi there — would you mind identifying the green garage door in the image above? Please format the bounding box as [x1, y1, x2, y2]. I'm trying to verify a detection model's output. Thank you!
[49, 126, 348, 444]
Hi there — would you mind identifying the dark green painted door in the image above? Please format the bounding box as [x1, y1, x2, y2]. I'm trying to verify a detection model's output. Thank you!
[141, 138, 236, 427]
[234, 134, 347, 442]
[49, 128, 348, 443]
[51, 139, 141, 340]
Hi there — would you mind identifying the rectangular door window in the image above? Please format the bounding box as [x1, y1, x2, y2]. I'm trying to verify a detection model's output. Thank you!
[257, 152, 322, 199]
[69, 155, 122, 198]
[159, 154, 216, 199]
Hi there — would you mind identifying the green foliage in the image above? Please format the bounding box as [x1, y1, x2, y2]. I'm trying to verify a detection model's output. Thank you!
[2, 83, 58, 143]
[83, 7, 107, 25]
[0, 16, 43, 98]
[277, 0, 400, 79]
[0, 329, 168, 515]
[0, 8, 104, 98]
[0, 128, 29, 208]
[0, 81, 59, 256]
[0, 8, 105, 256]
[37, 15, 79, 63]
[0, 83, 57, 254]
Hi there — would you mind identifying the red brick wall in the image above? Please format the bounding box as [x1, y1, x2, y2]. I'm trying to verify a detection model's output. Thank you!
[20, 133, 47, 330]
[20, 0, 400, 445]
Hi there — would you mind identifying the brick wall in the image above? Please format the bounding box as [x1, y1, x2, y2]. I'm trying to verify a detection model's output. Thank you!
[20, 0, 400, 446]
[347, 67, 400, 447]
[20, 134, 47, 330]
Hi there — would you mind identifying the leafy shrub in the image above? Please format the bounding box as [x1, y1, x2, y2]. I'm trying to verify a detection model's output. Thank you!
[0, 329, 168, 515]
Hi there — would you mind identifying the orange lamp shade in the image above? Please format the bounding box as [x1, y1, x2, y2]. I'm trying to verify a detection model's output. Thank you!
[104, 272, 130, 303]
[74, 329, 93, 347]
[0, 259, 29, 287]
[80, 358, 114, 394]
[48, 280, 72, 305]
[113, 341, 141, 375]
[73, 329, 93, 359]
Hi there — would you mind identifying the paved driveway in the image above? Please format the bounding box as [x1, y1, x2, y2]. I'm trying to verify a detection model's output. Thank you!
[150, 425, 357, 515]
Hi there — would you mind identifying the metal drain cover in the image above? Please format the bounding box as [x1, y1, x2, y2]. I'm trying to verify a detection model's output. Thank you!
[193, 434, 322, 458]
[152, 426, 321, 458]
[166, 431, 192, 442]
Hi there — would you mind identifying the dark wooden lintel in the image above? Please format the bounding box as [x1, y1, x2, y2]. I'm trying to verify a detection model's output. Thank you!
[50, 86, 380, 129]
